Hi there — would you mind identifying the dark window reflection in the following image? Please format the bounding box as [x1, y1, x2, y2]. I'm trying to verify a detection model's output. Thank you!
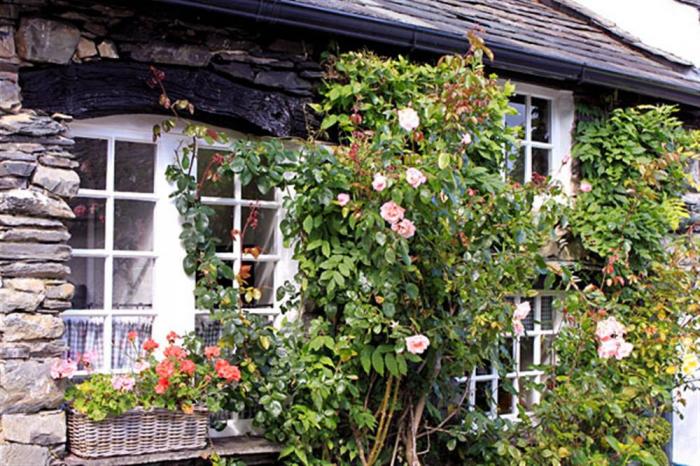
[115, 141, 156, 193]
[68, 198, 106, 249]
[531, 98, 550, 142]
[74, 137, 108, 190]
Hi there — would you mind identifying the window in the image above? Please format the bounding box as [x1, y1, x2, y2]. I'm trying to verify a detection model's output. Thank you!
[503, 83, 574, 192]
[61, 116, 295, 372]
[468, 294, 562, 419]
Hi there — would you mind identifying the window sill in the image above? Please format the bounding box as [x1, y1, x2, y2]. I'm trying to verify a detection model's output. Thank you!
[62, 436, 281, 465]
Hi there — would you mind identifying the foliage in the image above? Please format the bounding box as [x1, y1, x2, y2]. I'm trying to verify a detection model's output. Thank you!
[157, 43, 700, 466]
[64, 332, 242, 421]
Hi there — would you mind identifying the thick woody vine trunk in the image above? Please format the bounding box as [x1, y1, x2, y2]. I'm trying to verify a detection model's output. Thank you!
[403, 354, 441, 466]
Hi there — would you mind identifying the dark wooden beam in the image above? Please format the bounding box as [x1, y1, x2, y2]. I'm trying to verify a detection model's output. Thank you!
[19, 61, 314, 138]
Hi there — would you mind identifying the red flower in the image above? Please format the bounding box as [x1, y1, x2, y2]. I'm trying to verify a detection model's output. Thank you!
[214, 359, 241, 383]
[73, 204, 87, 217]
[164, 345, 187, 360]
[142, 339, 159, 352]
[127, 330, 138, 342]
[156, 359, 175, 379]
[204, 346, 221, 359]
[155, 377, 170, 394]
[180, 359, 196, 376]
[166, 331, 179, 343]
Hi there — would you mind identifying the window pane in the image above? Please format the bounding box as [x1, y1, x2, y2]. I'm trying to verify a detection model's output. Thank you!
[519, 337, 535, 370]
[68, 198, 106, 249]
[112, 258, 154, 309]
[74, 137, 107, 190]
[522, 298, 535, 331]
[208, 205, 235, 253]
[198, 149, 234, 198]
[196, 314, 223, 347]
[506, 146, 525, 184]
[497, 381, 514, 415]
[68, 257, 105, 309]
[241, 207, 276, 254]
[114, 200, 154, 251]
[505, 95, 526, 132]
[518, 377, 538, 411]
[241, 261, 275, 307]
[111, 316, 154, 370]
[532, 148, 550, 178]
[63, 316, 105, 370]
[499, 337, 515, 373]
[115, 141, 156, 193]
[530, 98, 550, 142]
[242, 178, 275, 201]
[474, 381, 493, 412]
[540, 296, 554, 330]
[541, 335, 556, 366]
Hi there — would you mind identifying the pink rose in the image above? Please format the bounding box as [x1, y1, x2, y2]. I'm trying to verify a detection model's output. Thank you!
[398, 108, 420, 132]
[337, 193, 350, 206]
[595, 316, 625, 342]
[405, 334, 430, 355]
[461, 133, 472, 145]
[597, 338, 619, 359]
[73, 204, 87, 217]
[513, 320, 525, 337]
[50, 358, 77, 380]
[615, 340, 634, 360]
[513, 301, 531, 321]
[391, 218, 416, 238]
[405, 168, 426, 188]
[380, 201, 405, 224]
[372, 173, 387, 192]
[580, 181, 592, 193]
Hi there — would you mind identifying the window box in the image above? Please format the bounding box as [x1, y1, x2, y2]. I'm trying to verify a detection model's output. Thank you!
[67, 407, 208, 459]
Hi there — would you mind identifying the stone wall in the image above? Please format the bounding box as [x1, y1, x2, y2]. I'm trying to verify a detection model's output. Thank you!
[0, 6, 78, 463]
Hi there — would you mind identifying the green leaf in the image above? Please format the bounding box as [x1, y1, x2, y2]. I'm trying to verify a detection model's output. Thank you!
[303, 215, 314, 234]
[385, 353, 398, 376]
[438, 152, 451, 169]
[371, 348, 385, 376]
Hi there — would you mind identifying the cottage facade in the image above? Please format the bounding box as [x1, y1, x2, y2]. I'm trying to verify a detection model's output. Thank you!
[0, 1, 699, 464]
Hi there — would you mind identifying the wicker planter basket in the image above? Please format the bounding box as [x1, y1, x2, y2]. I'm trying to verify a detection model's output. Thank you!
[67, 407, 209, 458]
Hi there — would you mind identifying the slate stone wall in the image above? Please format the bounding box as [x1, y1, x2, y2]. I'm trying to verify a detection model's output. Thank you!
[0, 9, 76, 465]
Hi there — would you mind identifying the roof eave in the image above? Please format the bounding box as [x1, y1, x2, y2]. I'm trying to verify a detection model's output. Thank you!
[156, 0, 700, 108]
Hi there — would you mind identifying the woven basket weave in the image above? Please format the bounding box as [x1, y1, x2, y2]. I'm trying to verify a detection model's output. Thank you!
[67, 407, 208, 458]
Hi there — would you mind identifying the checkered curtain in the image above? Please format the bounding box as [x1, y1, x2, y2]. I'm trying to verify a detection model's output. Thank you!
[195, 314, 222, 347]
[62, 316, 105, 370]
[111, 316, 154, 370]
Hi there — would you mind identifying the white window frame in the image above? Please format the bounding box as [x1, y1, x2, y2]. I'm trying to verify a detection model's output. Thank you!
[466, 293, 563, 420]
[63, 115, 296, 373]
[503, 81, 575, 195]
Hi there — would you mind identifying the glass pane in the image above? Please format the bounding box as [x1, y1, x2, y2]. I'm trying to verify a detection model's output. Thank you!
[196, 314, 223, 347]
[518, 377, 538, 411]
[505, 95, 526, 132]
[541, 335, 556, 366]
[73, 137, 107, 190]
[241, 207, 277, 255]
[112, 258, 154, 309]
[474, 381, 493, 412]
[115, 141, 156, 193]
[519, 337, 535, 371]
[63, 316, 105, 370]
[540, 296, 554, 330]
[522, 298, 535, 331]
[531, 98, 550, 142]
[198, 149, 234, 198]
[506, 146, 525, 184]
[111, 316, 154, 370]
[497, 381, 514, 415]
[532, 148, 550, 178]
[68, 198, 106, 249]
[476, 358, 492, 375]
[68, 257, 105, 309]
[209, 205, 235, 252]
[498, 337, 515, 373]
[242, 178, 276, 201]
[241, 261, 275, 307]
[114, 200, 154, 251]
